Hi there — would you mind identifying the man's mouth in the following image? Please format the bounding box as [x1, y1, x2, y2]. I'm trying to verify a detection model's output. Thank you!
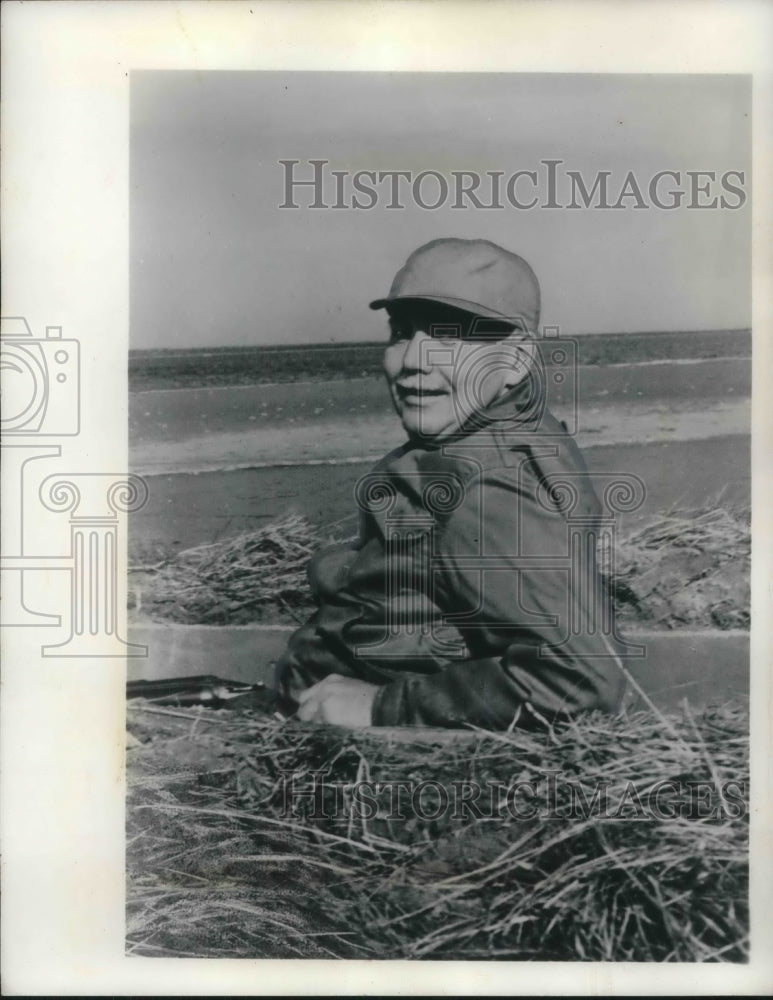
[396, 384, 447, 400]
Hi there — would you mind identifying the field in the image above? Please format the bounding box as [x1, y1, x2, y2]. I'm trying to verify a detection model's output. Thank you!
[127, 327, 752, 962]
[129, 328, 750, 390]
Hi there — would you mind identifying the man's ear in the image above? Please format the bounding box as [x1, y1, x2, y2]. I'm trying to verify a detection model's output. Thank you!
[503, 335, 537, 388]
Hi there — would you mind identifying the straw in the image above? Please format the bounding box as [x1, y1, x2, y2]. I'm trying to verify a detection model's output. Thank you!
[132, 505, 749, 630]
[127, 699, 748, 961]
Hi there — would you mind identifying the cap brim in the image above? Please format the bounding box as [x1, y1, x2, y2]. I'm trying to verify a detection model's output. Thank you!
[368, 294, 517, 324]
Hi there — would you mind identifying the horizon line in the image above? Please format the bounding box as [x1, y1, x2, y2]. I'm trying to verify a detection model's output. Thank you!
[129, 327, 751, 356]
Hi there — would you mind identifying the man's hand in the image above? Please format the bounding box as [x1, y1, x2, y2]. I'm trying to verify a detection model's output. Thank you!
[295, 674, 379, 729]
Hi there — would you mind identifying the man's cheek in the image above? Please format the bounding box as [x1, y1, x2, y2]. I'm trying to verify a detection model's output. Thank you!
[448, 387, 471, 421]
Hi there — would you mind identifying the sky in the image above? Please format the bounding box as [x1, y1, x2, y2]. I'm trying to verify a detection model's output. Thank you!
[130, 72, 750, 349]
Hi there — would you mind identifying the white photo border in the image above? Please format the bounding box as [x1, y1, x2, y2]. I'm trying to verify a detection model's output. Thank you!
[1, 1, 771, 995]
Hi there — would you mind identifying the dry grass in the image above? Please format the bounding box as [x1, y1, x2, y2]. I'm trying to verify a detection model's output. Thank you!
[605, 506, 750, 629]
[127, 700, 748, 961]
[126, 504, 750, 958]
[133, 514, 345, 625]
[131, 505, 750, 630]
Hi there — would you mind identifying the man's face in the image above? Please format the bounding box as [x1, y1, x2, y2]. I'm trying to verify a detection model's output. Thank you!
[383, 302, 526, 440]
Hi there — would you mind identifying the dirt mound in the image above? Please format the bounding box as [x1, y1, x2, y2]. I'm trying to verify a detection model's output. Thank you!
[606, 507, 750, 629]
[130, 506, 750, 630]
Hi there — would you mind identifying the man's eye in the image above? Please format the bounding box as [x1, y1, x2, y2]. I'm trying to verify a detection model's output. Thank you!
[389, 325, 411, 342]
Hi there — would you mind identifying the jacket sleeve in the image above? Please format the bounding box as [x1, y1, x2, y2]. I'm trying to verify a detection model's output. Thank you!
[370, 468, 627, 728]
[273, 541, 364, 698]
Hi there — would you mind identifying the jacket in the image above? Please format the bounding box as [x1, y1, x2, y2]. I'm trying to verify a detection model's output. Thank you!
[276, 380, 628, 729]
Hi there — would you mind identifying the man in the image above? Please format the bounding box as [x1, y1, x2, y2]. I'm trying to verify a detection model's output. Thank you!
[275, 237, 628, 729]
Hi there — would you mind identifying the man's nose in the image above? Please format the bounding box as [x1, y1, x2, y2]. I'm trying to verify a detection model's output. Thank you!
[401, 329, 432, 371]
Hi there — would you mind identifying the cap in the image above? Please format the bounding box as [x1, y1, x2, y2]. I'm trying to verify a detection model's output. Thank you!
[369, 237, 540, 332]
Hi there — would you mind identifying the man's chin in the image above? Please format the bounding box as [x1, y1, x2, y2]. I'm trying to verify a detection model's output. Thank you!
[400, 414, 457, 442]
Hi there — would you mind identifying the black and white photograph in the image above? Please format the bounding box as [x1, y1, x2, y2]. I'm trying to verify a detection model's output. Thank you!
[126, 70, 752, 960]
[2, 2, 771, 995]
